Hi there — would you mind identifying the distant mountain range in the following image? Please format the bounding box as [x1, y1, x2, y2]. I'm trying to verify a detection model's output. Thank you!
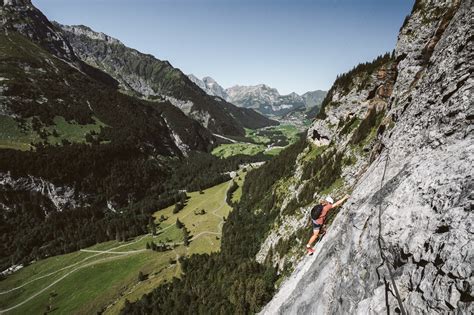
[188, 75, 326, 116]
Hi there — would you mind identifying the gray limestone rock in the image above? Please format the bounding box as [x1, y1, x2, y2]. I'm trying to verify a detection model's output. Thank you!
[261, 0, 473, 313]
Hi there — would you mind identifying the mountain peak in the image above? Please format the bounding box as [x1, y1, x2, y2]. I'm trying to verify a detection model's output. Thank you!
[202, 76, 217, 83]
[0, 0, 76, 62]
[255, 83, 277, 92]
[187, 75, 228, 99]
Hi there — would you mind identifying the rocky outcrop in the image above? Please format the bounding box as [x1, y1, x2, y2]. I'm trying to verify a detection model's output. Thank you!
[253, 52, 397, 274]
[0, 0, 75, 62]
[261, 0, 473, 313]
[0, 172, 87, 211]
[307, 55, 395, 147]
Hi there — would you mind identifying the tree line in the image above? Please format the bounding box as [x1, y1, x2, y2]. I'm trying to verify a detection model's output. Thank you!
[0, 142, 267, 271]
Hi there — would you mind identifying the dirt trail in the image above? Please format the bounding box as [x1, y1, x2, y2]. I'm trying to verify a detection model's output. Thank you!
[0, 233, 152, 296]
[0, 254, 134, 313]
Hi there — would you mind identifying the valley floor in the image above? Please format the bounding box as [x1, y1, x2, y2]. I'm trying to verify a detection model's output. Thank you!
[212, 124, 300, 158]
[0, 170, 247, 315]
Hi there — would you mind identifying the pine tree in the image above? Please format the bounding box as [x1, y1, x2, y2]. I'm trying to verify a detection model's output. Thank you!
[173, 202, 184, 214]
[183, 229, 190, 246]
[148, 217, 157, 235]
[176, 218, 183, 229]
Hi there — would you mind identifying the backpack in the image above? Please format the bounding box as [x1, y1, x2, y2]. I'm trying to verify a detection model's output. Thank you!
[310, 204, 324, 222]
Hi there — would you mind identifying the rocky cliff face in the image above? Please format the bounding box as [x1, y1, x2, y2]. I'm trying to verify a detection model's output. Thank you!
[254, 51, 396, 272]
[1, 0, 31, 7]
[0, 172, 87, 212]
[260, 0, 473, 313]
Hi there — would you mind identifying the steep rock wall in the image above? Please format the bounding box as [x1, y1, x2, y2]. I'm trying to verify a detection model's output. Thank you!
[255, 48, 396, 275]
[262, 0, 472, 313]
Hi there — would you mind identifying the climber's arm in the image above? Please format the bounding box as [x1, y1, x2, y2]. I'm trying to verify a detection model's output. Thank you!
[332, 194, 350, 208]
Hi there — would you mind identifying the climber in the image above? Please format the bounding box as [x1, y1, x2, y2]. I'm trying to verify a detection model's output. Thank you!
[306, 194, 349, 255]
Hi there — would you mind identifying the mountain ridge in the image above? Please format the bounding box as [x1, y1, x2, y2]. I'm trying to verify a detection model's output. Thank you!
[59, 24, 277, 136]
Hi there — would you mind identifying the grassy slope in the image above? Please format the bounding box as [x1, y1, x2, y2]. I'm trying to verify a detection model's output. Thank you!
[212, 143, 266, 158]
[0, 171, 246, 315]
[0, 32, 107, 151]
[0, 116, 35, 151]
[0, 114, 107, 151]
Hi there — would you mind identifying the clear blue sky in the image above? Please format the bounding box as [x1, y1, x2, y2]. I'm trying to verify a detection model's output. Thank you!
[35, 0, 414, 94]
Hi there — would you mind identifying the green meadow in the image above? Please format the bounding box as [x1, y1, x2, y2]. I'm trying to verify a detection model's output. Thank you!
[0, 170, 246, 315]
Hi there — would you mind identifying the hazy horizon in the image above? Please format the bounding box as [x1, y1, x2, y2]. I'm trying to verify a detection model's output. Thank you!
[35, 0, 414, 94]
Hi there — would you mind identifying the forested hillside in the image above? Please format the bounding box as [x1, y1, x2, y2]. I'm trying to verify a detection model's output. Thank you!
[0, 1, 267, 272]
[122, 136, 307, 314]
